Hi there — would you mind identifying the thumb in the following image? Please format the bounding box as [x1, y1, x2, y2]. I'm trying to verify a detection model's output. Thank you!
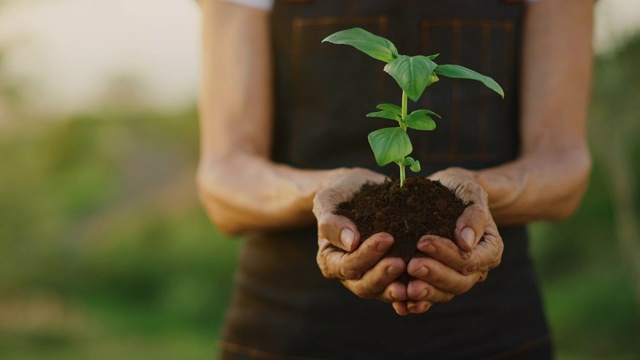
[457, 227, 477, 252]
[454, 204, 487, 252]
[317, 213, 360, 252]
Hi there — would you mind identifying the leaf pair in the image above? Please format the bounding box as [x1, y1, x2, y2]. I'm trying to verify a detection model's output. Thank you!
[367, 104, 439, 130]
[366, 104, 439, 167]
[323, 27, 504, 101]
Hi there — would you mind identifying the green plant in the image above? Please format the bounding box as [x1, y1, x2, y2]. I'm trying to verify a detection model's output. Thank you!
[323, 27, 504, 187]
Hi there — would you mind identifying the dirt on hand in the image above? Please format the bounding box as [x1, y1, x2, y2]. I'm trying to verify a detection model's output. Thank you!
[334, 177, 469, 282]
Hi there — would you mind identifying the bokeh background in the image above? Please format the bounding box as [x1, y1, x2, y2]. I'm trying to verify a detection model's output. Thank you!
[0, 0, 639, 359]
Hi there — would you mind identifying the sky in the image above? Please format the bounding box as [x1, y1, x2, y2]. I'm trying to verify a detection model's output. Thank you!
[0, 0, 639, 117]
[0, 0, 200, 116]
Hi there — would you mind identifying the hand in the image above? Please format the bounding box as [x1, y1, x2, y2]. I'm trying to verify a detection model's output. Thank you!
[429, 167, 499, 252]
[313, 168, 408, 303]
[396, 167, 504, 315]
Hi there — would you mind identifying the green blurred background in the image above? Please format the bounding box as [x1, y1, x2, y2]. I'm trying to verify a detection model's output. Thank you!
[1, 1, 639, 359]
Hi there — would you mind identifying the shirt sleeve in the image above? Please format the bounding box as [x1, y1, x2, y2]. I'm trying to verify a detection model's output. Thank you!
[223, 0, 273, 10]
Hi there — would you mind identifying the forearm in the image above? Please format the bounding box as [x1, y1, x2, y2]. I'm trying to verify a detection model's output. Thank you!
[197, 155, 346, 234]
[472, 149, 591, 225]
[471, 0, 594, 226]
[197, 0, 349, 234]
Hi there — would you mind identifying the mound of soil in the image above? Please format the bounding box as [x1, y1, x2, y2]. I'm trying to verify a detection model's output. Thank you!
[334, 177, 469, 282]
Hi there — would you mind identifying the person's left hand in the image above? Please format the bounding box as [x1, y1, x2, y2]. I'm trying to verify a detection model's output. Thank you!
[391, 167, 504, 315]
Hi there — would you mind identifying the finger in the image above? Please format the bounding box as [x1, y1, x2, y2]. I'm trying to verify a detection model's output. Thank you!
[454, 203, 490, 251]
[343, 257, 406, 299]
[381, 281, 409, 302]
[312, 178, 360, 217]
[392, 301, 410, 316]
[316, 232, 394, 280]
[312, 168, 387, 219]
[472, 228, 504, 272]
[417, 232, 502, 274]
[407, 279, 455, 304]
[416, 234, 470, 270]
[407, 256, 481, 295]
[430, 168, 486, 205]
[406, 300, 432, 314]
[317, 213, 360, 252]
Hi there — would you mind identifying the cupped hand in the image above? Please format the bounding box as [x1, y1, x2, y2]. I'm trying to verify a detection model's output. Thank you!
[313, 168, 409, 305]
[400, 230, 503, 314]
[429, 167, 498, 252]
[396, 167, 504, 315]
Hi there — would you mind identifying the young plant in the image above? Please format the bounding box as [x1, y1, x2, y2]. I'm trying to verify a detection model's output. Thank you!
[323, 28, 504, 187]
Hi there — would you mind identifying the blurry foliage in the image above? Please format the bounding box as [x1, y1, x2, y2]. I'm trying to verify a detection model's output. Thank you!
[0, 107, 240, 359]
[0, 33, 27, 118]
[588, 32, 640, 308]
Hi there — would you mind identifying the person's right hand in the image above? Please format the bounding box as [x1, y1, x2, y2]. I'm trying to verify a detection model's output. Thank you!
[313, 168, 409, 306]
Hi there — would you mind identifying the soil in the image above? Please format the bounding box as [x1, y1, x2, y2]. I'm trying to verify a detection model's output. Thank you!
[334, 177, 469, 282]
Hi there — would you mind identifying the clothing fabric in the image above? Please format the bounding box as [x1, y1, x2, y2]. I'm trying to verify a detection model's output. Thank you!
[220, 1, 552, 359]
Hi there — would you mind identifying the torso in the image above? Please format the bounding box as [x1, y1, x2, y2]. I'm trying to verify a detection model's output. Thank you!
[220, 1, 551, 359]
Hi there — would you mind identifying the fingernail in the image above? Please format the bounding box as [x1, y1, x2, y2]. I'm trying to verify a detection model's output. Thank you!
[421, 244, 436, 254]
[461, 227, 475, 248]
[376, 237, 391, 252]
[407, 301, 417, 312]
[419, 302, 430, 313]
[418, 289, 428, 299]
[340, 228, 354, 250]
[387, 266, 402, 275]
[416, 266, 429, 277]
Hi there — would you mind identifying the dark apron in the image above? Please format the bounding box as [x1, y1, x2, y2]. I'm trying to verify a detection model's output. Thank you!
[220, 1, 552, 359]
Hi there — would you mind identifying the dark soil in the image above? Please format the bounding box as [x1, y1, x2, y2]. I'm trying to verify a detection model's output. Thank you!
[334, 177, 469, 282]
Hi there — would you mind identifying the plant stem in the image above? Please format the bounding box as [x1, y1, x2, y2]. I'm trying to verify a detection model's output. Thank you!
[399, 90, 408, 188]
[401, 91, 408, 122]
[399, 161, 406, 188]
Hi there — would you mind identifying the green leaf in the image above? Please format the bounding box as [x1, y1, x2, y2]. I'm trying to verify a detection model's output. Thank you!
[410, 160, 421, 172]
[427, 53, 440, 60]
[384, 55, 438, 101]
[434, 64, 504, 98]
[404, 110, 438, 130]
[411, 109, 441, 118]
[366, 110, 400, 121]
[368, 127, 412, 166]
[366, 103, 402, 121]
[404, 157, 421, 172]
[322, 28, 399, 63]
[376, 103, 402, 116]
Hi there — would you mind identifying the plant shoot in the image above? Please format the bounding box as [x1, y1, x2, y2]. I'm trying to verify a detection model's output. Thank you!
[323, 27, 504, 187]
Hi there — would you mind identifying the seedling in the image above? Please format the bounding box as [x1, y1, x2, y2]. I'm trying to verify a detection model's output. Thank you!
[323, 28, 504, 187]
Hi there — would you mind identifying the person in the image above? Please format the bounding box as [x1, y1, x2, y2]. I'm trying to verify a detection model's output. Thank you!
[196, 0, 594, 358]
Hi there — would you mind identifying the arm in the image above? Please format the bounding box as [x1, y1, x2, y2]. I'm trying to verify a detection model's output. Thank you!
[197, 0, 345, 234]
[432, 0, 593, 246]
[404, 0, 594, 314]
[473, 0, 593, 225]
[197, 0, 404, 302]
